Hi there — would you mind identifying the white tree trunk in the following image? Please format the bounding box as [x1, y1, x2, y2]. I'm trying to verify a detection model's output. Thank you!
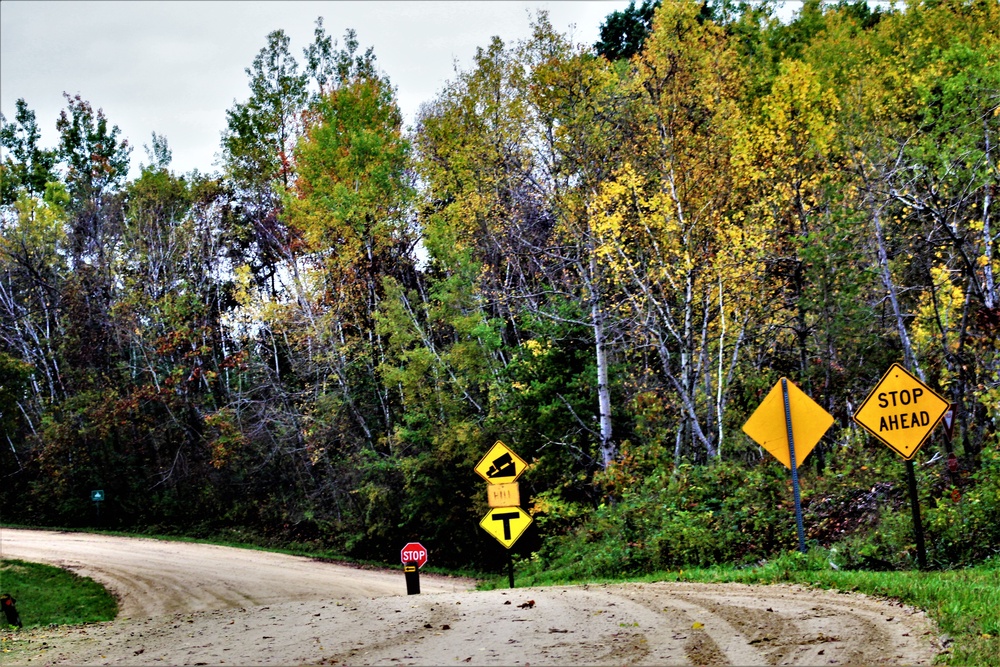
[873, 205, 925, 381]
[590, 252, 615, 469]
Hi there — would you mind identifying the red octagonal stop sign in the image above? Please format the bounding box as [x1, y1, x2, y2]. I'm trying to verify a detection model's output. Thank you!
[400, 542, 428, 568]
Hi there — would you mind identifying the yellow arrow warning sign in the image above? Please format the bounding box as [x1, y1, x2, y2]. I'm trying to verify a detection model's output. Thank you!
[474, 441, 527, 485]
[741, 378, 833, 469]
[853, 363, 949, 460]
[480, 507, 532, 548]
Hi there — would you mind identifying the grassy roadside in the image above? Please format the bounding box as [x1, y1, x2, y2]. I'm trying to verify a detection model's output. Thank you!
[483, 550, 1000, 666]
[0, 559, 117, 629]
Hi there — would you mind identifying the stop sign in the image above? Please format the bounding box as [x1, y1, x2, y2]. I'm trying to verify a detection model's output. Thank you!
[400, 542, 428, 568]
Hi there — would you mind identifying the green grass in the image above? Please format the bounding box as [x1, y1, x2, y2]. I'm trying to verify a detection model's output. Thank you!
[0, 559, 117, 629]
[485, 550, 1000, 666]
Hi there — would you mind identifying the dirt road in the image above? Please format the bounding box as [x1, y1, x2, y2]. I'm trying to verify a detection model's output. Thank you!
[1, 528, 941, 665]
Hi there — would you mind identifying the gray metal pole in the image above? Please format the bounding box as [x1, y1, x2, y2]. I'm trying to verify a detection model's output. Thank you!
[781, 378, 807, 554]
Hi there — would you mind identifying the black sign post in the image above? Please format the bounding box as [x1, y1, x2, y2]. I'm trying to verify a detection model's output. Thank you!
[780, 379, 808, 554]
[400, 542, 426, 595]
[905, 461, 928, 569]
[404, 561, 420, 595]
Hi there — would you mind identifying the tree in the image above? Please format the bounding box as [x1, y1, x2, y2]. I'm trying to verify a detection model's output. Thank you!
[303, 19, 377, 98]
[590, 0, 756, 462]
[595, 0, 660, 61]
[285, 72, 415, 442]
[1, 99, 58, 206]
[220, 29, 308, 293]
[839, 0, 1000, 457]
[55, 93, 130, 265]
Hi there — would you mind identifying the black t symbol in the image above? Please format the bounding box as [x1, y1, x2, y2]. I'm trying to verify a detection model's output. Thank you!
[491, 511, 520, 539]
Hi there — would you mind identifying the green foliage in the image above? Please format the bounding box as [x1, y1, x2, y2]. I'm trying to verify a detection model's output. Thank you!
[55, 93, 131, 207]
[527, 459, 802, 580]
[594, 0, 660, 61]
[924, 440, 1000, 567]
[0, 99, 58, 205]
[0, 559, 117, 628]
[303, 20, 377, 97]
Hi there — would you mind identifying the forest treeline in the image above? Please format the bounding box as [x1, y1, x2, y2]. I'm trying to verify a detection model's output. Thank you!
[2, 0, 998, 571]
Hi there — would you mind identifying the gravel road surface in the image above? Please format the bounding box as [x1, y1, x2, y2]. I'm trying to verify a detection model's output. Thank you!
[1, 528, 941, 665]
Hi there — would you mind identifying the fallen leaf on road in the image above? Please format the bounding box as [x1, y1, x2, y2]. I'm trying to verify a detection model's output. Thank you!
[518, 600, 535, 609]
[692, 622, 704, 629]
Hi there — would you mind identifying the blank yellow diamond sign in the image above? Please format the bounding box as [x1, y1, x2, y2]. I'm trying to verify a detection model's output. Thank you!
[853, 363, 949, 460]
[742, 378, 834, 468]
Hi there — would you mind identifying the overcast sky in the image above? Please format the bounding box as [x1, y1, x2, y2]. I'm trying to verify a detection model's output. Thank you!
[1, 1, 636, 178]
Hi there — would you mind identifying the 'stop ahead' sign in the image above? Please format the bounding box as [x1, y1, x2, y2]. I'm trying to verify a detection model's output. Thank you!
[853, 363, 949, 460]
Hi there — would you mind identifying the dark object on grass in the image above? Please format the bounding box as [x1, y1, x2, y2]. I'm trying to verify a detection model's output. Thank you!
[1, 593, 22, 627]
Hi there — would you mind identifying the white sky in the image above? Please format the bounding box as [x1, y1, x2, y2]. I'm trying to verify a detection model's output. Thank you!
[1, 1, 633, 178]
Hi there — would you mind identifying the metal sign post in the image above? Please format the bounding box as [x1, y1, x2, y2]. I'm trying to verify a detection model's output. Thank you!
[91, 489, 104, 523]
[781, 379, 807, 554]
[905, 460, 928, 569]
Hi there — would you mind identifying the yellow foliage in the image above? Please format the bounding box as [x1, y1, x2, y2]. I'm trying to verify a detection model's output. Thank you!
[522, 339, 549, 358]
[912, 266, 965, 363]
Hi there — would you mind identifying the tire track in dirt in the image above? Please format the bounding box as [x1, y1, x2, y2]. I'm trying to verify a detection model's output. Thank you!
[633, 582, 937, 666]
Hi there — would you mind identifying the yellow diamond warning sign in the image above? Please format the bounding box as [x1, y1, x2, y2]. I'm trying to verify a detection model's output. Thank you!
[853, 363, 949, 460]
[474, 441, 527, 485]
[480, 507, 532, 548]
[741, 378, 833, 469]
